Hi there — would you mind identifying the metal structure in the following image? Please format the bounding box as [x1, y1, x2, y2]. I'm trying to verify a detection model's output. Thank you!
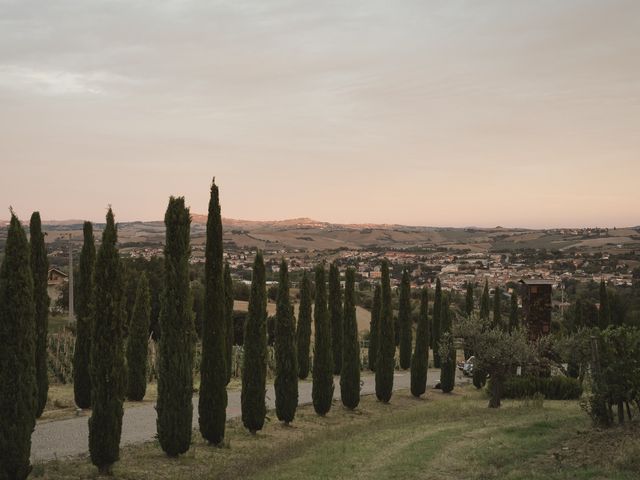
[519, 279, 554, 340]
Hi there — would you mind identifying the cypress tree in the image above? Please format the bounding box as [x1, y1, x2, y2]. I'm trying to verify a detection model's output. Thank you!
[89, 208, 126, 473]
[465, 281, 474, 316]
[410, 287, 429, 398]
[439, 296, 456, 394]
[296, 271, 312, 380]
[74, 221, 95, 409]
[156, 197, 194, 456]
[0, 212, 36, 480]
[432, 278, 442, 368]
[479, 279, 490, 320]
[199, 180, 228, 445]
[375, 260, 395, 403]
[312, 263, 334, 415]
[598, 279, 611, 329]
[30, 212, 49, 418]
[275, 259, 298, 423]
[224, 263, 234, 384]
[242, 252, 267, 433]
[126, 273, 151, 401]
[509, 291, 519, 333]
[340, 267, 360, 409]
[398, 268, 412, 370]
[368, 284, 381, 371]
[492, 286, 502, 329]
[329, 262, 342, 375]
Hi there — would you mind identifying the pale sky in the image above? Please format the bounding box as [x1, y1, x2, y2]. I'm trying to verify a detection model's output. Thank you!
[1, 0, 639, 228]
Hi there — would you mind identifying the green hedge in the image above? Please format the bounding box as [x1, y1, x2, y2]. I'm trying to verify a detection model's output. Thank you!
[500, 376, 583, 400]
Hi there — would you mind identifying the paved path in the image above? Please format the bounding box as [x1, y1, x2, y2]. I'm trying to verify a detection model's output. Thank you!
[32, 370, 452, 462]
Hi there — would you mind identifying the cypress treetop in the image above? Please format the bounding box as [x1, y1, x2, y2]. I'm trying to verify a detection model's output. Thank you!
[224, 263, 234, 384]
[156, 198, 194, 457]
[0, 212, 36, 480]
[368, 284, 381, 371]
[30, 212, 50, 418]
[465, 282, 474, 316]
[375, 260, 395, 403]
[411, 288, 429, 397]
[341, 267, 360, 409]
[89, 208, 126, 473]
[126, 273, 151, 401]
[598, 279, 611, 329]
[312, 263, 334, 415]
[479, 280, 490, 320]
[275, 259, 298, 423]
[242, 252, 268, 433]
[74, 221, 95, 409]
[509, 291, 519, 333]
[199, 179, 228, 445]
[492, 286, 502, 329]
[398, 268, 412, 370]
[329, 262, 343, 375]
[296, 271, 313, 380]
[439, 295, 456, 394]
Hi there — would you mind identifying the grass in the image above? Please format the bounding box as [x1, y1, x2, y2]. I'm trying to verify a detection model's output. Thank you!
[35, 386, 639, 480]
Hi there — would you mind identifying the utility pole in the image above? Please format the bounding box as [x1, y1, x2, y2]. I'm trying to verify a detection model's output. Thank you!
[68, 233, 74, 324]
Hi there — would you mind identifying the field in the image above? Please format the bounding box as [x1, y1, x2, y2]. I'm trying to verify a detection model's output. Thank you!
[35, 386, 639, 480]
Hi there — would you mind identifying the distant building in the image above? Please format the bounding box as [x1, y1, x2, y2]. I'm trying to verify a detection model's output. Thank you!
[47, 267, 67, 307]
[519, 279, 554, 340]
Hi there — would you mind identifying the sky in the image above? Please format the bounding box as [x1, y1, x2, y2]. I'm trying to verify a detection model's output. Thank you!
[0, 0, 639, 228]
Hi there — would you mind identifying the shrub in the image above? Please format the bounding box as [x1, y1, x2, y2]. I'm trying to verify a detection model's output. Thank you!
[499, 375, 583, 400]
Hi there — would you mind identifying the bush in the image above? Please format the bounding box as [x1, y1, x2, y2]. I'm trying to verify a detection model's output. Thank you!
[499, 375, 583, 400]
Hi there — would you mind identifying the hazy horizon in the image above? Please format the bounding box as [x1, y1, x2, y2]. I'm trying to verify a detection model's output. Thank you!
[1, 1, 639, 228]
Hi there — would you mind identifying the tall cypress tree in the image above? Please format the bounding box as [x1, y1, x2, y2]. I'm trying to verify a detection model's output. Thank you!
[74, 221, 95, 409]
[598, 279, 611, 329]
[509, 291, 519, 333]
[30, 212, 49, 418]
[296, 271, 312, 380]
[275, 259, 298, 423]
[465, 282, 474, 316]
[0, 212, 36, 480]
[224, 263, 234, 384]
[368, 284, 381, 371]
[312, 263, 334, 415]
[126, 273, 151, 401]
[432, 278, 442, 368]
[492, 285, 502, 329]
[89, 208, 126, 474]
[329, 262, 342, 375]
[439, 295, 456, 394]
[479, 279, 490, 320]
[411, 288, 429, 397]
[398, 268, 412, 370]
[375, 260, 395, 403]
[341, 267, 360, 409]
[242, 252, 267, 433]
[156, 197, 194, 457]
[199, 180, 228, 445]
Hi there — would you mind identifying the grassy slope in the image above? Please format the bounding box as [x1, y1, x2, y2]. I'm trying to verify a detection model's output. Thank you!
[36, 387, 639, 480]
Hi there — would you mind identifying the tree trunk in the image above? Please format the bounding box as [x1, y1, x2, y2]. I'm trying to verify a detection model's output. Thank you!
[488, 376, 502, 408]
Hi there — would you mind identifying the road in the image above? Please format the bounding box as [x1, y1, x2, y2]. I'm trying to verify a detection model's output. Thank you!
[31, 369, 457, 462]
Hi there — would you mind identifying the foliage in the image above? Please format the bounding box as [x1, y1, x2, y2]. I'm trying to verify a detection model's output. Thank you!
[329, 262, 343, 375]
[340, 267, 360, 409]
[479, 279, 490, 321]
[30, 212, 50, 418]
[156, 198, 194, 456]
[89, 208, 126, 473]
[296, 271, 312, 380]
[464, 281, 474, 316]
[598, 280, 611, 329]
[0, 213, 36, 480]
[398, 268, 412, 370]
[126, 273, 151, 401]
[199, 179, 228, 445]
[410, 288, 429, 397]
[242, 252, 268, 433]
[275, 259, 298, 423]
[224, 263, 234, 384]
[500, 375, 583, 400]
[492, 285, 502, 329]
[509, 291, 519, 333]
[368, 284, 381, 371]
[432, 278, 442, 368]
[375, 260, 395, 403]
[439, 296, 456, 393]
[312, 263, 334, 415]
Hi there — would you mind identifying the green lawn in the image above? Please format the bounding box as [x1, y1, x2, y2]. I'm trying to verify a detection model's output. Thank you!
[36, 386, 639, 480]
